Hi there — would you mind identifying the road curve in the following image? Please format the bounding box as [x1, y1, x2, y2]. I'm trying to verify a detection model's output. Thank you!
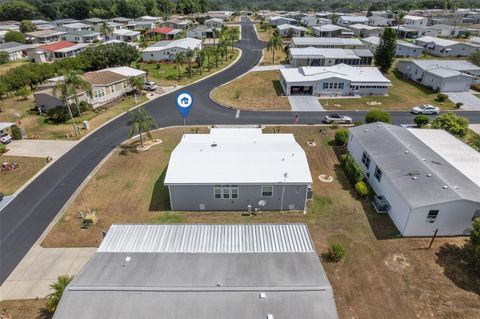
[1, 17, 480, 285]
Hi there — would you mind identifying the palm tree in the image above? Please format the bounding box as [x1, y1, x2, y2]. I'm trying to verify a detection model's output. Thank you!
[212, 28, 222, 47]
[204, 46, 214, 71]
[266, 33, 283, 63]
[185, 49, 195, 78]
[46, 275, 73, 313]
[217, 43, 228, 63]
[128, 108, 157, 148]
[174, 51, 186, 79]
[195, 48, 205, 74]
[99, 21, 113, 40]
[52, 70, 92, 137]
[127, 76, 144, 103]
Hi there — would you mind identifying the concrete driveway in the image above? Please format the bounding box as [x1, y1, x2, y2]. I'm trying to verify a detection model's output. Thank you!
[6, 139, 77, 160]
[288, 96, 325, 112]
[443, 91, 480, 111]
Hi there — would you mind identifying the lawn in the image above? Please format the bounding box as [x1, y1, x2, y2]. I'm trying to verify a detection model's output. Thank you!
[0, 61, 29, 76]
[322, 70, 456, 110]
[211, 70, 291, 110]
[0, 299, 51, 319]
[0, 94, 147, 140]
[136, 48, 240, 86]
[42, 126, 480, 318]
[0, 156, 46, 195]
[261, 46, 288, 65]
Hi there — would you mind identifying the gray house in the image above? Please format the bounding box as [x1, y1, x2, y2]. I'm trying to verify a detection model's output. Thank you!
[164, 128, 313, 211]
[53, 224, 339, 319]
[362, 36, 424, 57]
[397, 59, 480, 92]
[289, 47, 373, 66]
[348, 123, 480, 236]
[414, 36, 480, 57]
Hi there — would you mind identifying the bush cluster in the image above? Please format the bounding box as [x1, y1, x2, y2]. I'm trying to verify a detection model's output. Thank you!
[334, 128, 349, 146]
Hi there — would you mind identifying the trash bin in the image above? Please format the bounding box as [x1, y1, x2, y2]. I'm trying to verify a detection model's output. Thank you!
[82, 120, 90, 130]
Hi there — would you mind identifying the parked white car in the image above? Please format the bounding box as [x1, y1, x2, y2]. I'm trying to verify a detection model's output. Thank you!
[143, 81, 158, 91]
[0, 133, 12, 144]
[324, 114, 353, 124]
[411, 104, 440, 115]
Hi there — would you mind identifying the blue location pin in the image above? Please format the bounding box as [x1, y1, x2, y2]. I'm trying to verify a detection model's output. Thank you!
[176, 92, 194, 119]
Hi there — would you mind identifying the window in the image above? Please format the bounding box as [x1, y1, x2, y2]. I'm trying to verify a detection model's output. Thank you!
[261, 186, 273, 197]
[374, 166, 382, 182]
[231, 185, 239, 199]
[426, 210, 439, 223]
[110, 85, 115, 94]
[222, 185, 230, 199]
[361, 152, 371, 169]
[214, 185, 221, 199]
[323, 82, 328, 89]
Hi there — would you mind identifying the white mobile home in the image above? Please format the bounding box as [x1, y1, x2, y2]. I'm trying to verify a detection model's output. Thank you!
[268, 16, 297, 26]
[403, 15, 429, 26]
[337, 15, 369, 26]
[277, 24, 309, 37]
[348, 24, 383, 38]
[312, 25, 353, 38]
[289, 47, 373, 67]
[164, 128, 313, 211]
[280, 64, 391, 96]
[348, 123, 480, 236]
[414, 36, 480, 57]
[290, 37, 365, 49]
[362, 36, 424, 57]
[141, 37, 202, 62]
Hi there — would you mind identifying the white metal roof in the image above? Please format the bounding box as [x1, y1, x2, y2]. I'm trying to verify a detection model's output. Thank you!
[289, 47, 362, 59]
[348, 23, 381, 30]
[98, 224, 316, 253]
[113, 29, 140, 36]
[53, 43, 89, 53]
[143, 37, 202, 52]
[277, 24, 308, 31]
[404, 15, 428, 21]
[106, 66, 146, 77]
[291, 37, 364, 47]
[339, 15, 369, 22]
[164, 128, 312, 185]
[0, 122, 15, 131]
[281, 64, 392, 85]
[312, 24, 348, 32]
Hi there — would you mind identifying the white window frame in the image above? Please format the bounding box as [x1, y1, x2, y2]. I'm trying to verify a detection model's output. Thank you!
[231, 185, 239, 199]
[362, 152, 371, 169]
[261, 186, 273, 197]
[213, 185, 221, 199]
[426, 210, 439, 223]
[222, 185, 230, 199]
[374, 166, 382, 182]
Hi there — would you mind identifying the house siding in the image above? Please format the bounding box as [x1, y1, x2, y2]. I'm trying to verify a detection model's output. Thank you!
[168, 184, 309, 211]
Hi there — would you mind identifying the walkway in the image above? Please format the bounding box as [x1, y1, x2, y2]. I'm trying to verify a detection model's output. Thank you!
[443, 91, 480, 111]
[288, 96, 325, 112]
[250, 64, 293, 72]
[6, 140, 77, 159]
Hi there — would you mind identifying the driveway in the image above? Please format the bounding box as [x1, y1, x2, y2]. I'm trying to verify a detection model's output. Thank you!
[251, 64, 293, 72]
[6, 139, 77, 160]
[288, 96, 325, 112]
[443, 91, 480, 111]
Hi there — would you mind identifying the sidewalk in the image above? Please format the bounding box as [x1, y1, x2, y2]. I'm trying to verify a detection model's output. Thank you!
[0, 245, 96, 300]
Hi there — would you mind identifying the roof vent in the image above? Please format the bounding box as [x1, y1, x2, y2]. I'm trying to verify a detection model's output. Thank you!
[454, 185, 459, 189]
[405, 150, 409, 154]
[211, 142, 217, 147]
[216, 283, 222, 287]
[443, 185, 449, 189]
[267, 315, 274, 319]
[259, 292, 266, 299]
[364, 129, 368, 132]
[125, 256, 131, 262]
[427, 173, 432, 177]
[412, 176, 417, 180]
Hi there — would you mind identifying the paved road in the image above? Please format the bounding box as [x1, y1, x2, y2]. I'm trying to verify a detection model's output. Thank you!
[2, 17, 480, 286]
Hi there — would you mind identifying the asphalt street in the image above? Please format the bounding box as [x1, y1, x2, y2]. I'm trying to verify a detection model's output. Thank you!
[1, 17, 480, 285]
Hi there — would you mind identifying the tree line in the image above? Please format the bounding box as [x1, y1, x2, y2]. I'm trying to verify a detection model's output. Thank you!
[0, 0, 216, 21]
[0, 43, 139, 98]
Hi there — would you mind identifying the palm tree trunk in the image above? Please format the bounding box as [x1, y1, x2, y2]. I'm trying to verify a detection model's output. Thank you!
[65, 99, 78, 137]
[272, 49, 275, 63]
[139, 127, 144, 147]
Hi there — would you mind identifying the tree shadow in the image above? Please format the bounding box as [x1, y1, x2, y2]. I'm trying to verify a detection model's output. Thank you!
[436, 242, 480, 295]
[149, 166, 171, 211]
[272, 80, 285, 96]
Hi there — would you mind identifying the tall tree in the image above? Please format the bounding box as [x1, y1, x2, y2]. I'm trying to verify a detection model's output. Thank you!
[185, 49, 195, 78]
[174, 51, 186, 78]
[266, 33, 283, 63]
[195, 48, 205, 74]
[52, 70, 92, 137]
[374, 27, 397, 73]
[0, 0, 39, 21]
[5, 31, 26, 44]
[19, 20, 37, 33]
[46, 275, 73, 314]
[127, 76, 144, 103]
[128, 108, 157, 147]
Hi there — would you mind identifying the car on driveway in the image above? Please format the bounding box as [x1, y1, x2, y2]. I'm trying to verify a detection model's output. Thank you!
[143, 81, 158, 91]
[411, 104, 440, 115]
[0, 133, 12, 144]
[324, 114, 353, 124]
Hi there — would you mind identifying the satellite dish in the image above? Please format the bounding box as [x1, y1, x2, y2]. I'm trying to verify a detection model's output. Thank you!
[258, 200, 267, 207]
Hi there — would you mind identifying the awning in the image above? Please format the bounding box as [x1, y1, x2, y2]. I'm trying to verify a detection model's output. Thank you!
[0, 122, 15, 131]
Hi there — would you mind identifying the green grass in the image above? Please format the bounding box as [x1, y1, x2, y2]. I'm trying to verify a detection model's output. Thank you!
[322, 70, 456, 110]
[151, 212, 186, 223]
[136, 48, 240, 86]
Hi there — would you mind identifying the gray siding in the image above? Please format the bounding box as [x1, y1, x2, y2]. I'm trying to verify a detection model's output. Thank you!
[169, 184, 308, 211]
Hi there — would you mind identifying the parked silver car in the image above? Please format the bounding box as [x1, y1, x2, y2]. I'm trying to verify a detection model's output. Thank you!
[324, 114, 353, 124]
[411, 104, 440, 115]
[0, 133, 12, 144]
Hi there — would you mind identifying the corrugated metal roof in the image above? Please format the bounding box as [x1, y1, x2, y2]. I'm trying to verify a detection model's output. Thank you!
[98, 224, 315, 253]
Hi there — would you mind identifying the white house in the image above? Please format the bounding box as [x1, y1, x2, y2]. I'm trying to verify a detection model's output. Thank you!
[290, 37, 365, 49]
[56, 22, 92, 32]
[312, 25, 353, 37]
[204, 18, 225, 29]
[348, 123, 480, 236]
[60, 30, 102, 43]
[348, 24, 383, 38]
[0, 41, 35, 61]
[429, 24, 468, 37]
[368, 15, 393, 26]
[141, 37, 202, 62]
[288, 47, 373, 67]
[26, 30, 67, 43]
[268, 16, 297, 26]
[396, 25, 440, 39]
[165, 128, 313, 211]
[415, 36, 480, 57]
[301, 16, 331, 27]
[403, 15, 429, 26]
[111, 29, 140, 42]
[276, 24, 309, 37]
[280, 64, 391, 96]
[397, 59, 480, 92]
[337, 15, 369, 26]
[362, 36, 424, 57]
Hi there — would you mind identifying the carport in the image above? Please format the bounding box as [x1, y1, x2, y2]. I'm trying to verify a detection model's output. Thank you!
[290, 86, 313, 95]
[0, 122, 16, 134]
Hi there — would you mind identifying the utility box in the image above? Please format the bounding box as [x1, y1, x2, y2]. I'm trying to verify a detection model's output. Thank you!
[82, 120, 90, 130]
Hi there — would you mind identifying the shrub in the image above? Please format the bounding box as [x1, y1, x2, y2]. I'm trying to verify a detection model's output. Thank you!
[414, 115, 429, 128]
[365, 109, 392, 124]
[47, 106, 69, 123]
[354, 121, 363, 126]
[334, 128, 349, 146]
[11, 125, 22, 140]
[0, 143, 7, 154]
[455, 102, 463, 109]
[431, 112, 469, 137]
[436, 93, 448, 102]
[355, 180, 369, 198]
[340, 153, 365, 185]
[326, 243, 345, 262]
[79, 101, 88, 112]
[471, 218, 480, 271]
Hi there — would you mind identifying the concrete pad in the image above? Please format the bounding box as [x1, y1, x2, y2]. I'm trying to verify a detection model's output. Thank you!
[288, 96, 325, 112]
[469, 124, 480, 135]
[5, 139, 77, 159]
[251, 65, 293, 72]
[443, 92, 480, 111]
